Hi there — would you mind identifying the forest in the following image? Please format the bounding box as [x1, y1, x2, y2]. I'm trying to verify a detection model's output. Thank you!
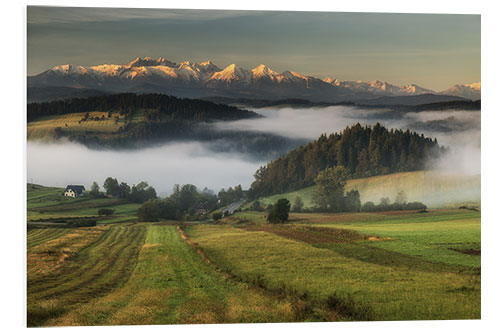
[248, 123, 445, 198]
[27, 93, 259, 121]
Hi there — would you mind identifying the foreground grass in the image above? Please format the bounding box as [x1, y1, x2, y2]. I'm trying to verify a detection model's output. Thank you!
[186, 211, 481, 321]
[321, 214, 480, 268]
[27, 224, 146, 326]
[28, 224, 303, 326]
[27, 203, 481, 324]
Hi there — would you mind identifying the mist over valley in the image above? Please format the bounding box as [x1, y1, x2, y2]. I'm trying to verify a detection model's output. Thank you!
[28, 104, 480, 202]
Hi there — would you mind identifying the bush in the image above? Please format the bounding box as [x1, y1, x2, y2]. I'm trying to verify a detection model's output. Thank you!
[361, 201, 376, 212]
[67, 220, 97, 227]
[97, 208, 114, 216]
[251, 200, 264, 212]
[137, 199, 160, 222]
[267, 198, 291, 224]
[212, 210, 223, 220]
[404, 201, 427, 210]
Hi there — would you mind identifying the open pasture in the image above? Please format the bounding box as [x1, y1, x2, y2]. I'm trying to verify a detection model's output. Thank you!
[27, 111, 124, 140]
[27, 184, 140, 223]
[27, 224, 305, 326]
[186, 209, 481, 321]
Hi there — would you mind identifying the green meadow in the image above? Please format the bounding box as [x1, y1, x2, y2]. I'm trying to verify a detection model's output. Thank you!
[27, 184, 140, 224]
[186, 209, 480, 321]
[26, 184, 481, 325]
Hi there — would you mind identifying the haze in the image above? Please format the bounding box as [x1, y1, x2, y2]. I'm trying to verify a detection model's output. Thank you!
[27, 106, 480, 197]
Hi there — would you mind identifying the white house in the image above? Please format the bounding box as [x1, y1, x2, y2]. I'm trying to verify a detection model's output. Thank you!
[63, 185, 86, 197]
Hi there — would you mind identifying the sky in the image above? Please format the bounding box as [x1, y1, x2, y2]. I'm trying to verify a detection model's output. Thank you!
[27, 6, 481, 91]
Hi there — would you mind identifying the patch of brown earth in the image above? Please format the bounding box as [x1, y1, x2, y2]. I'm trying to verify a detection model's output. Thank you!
[375, 210, 420, 216]
[244, 225, 370, 244]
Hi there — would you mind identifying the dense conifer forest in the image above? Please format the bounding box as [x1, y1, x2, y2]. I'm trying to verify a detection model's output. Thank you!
[27, 93, 259, 121]
[248, 123, 445, 198]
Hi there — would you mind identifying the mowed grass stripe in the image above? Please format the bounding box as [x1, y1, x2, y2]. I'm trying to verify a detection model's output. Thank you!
[28, 225, 145, 304]
[28, 226, 132, 296]
[28, 229, 70, 248]
[43, 225, 302, 326]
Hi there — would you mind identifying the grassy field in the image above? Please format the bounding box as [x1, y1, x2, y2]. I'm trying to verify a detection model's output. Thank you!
[26, 182, 481, 325]
[255, 171, 480, 209]
[27, 184, 140, 224]
[27, 111, 129, 141]
[27, 224, 308, 326]
[186, 209, 480, 321]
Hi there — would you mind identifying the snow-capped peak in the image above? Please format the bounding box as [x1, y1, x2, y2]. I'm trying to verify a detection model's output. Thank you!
[33, 57, 480, 100]
[208, 64, 252, 84]
[51, 64, 87, 75]
[251, 64, 281, 80]
[200, 60, 215, 66]
[465, 82, 481, 91]
[440, 82, 481, 100]
[126, 57, 175, 68]
[323, 77, 341, 86]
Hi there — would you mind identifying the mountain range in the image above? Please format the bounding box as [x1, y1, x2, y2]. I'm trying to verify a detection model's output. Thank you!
[27, 57, 481, 103]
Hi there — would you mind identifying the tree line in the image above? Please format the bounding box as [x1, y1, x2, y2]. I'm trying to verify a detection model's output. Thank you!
[248, 123, 444, 199]
[262, 166, 426, 217]
[27, 93, 259, 121]
[137, 184, 219, 221]
[89, 177, 157, 204]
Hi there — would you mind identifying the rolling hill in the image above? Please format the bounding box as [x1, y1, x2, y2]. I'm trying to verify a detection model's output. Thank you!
[256, 170, 480, 209]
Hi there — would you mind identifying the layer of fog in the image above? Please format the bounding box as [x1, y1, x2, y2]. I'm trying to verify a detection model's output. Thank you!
[215, 106, 481, 175]
[27, 141, 263, 196]
[28, 105, 480, 202]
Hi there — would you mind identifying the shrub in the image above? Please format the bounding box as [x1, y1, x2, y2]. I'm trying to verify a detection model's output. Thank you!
[137, 199, 160, 222]
[361, 201, 376, 212]
[251, 200, 264, 212]
[212, 210, 223, 220]
[267, 198, 291, 224]
[97, 208, 114, 216]
[404, 201, 427, 210]
[292, 196, 304, 213]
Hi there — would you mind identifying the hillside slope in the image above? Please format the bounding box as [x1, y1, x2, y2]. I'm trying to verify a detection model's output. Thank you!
[256, 171, 480, 209]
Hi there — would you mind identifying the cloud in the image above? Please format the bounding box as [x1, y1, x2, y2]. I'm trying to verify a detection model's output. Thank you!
[216, 105, 481, 175]
[27, 6, 265, 24]
[27, 140, 262, 196]
[27, 105, 481, 200]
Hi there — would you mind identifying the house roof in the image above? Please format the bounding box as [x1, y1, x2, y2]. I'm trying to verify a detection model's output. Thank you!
[195, 201, 209, 210]
[64, 185, 86, 194]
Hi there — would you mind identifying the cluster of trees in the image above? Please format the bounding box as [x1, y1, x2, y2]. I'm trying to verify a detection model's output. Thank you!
[90, 177, 157, 204]
[361, 192, 427, 212]
[263, 167, 426, 215]
[248, 123, 444, 199]
[27, 93, 259, 121]
[310, 166, 361, 213]
[78, 112, 106, 123]
[218, 185, 244, 206]
[137, 184, 218, 221]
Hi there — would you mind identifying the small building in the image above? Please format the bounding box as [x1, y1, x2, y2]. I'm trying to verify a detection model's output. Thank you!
[63, 185, 86, 198]
[194, 201, 209, 216]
